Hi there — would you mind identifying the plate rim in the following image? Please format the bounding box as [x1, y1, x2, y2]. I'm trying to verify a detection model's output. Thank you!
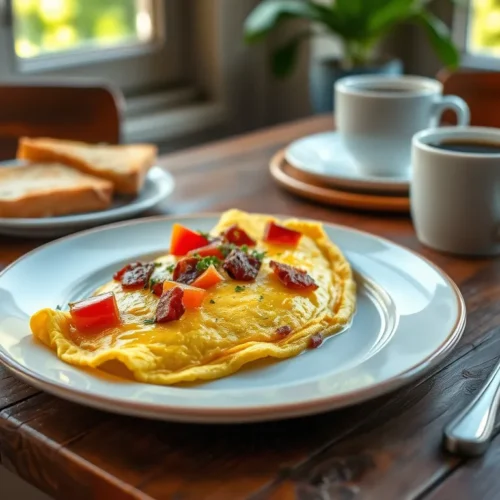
[0, 166, 174, 228]
[285, 131, 410, 193]
[0, 213, 466, 422]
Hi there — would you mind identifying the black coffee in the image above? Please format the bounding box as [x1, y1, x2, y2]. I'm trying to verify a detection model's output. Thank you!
[358, 86, 410, 93]
[430, 140, 500, 154]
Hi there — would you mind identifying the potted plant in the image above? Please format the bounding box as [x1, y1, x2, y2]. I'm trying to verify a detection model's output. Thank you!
[243, 0, 460, 112]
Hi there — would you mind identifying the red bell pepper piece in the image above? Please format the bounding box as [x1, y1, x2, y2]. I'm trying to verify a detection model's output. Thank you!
[188, 241, 225, 260]
[69, 292, 121, 333]
[263, 222, 302, 246]
[222, 225, 256, 246]
[170, 224, 209, 256]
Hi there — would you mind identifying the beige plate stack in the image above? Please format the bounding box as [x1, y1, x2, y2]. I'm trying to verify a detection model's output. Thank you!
[270, 149, 410, 213]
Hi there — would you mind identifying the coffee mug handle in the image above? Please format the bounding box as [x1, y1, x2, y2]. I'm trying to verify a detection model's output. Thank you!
[432, 95, 470, 126]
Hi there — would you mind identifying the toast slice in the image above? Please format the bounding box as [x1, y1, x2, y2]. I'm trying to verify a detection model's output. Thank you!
[17, 137, 157, 195]
[0, 163, 114, 218]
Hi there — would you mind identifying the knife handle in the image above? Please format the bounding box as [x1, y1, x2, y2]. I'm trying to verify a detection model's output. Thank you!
[444, 358, 500, 456]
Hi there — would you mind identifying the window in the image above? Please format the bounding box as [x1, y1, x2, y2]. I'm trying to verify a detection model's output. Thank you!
[0, 1, 252, 146]
[0, 0, 186, 94]
[453, 0, 500, 69]
[0, 0, 215, 144]
[13, 0, 154, 60]
[468, 0, 500, 56]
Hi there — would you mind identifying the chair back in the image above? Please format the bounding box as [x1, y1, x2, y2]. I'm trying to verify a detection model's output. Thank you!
[438, 69, 500, 127]
[0, 81, 123, 160]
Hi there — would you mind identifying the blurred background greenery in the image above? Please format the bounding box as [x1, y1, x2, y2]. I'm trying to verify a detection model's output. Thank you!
[13, 0, 145, 59]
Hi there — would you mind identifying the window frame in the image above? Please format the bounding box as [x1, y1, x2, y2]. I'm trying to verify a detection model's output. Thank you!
[0, 0, 299, 148]
[0, 0, 185, 94]
[452, 0, 500, 71]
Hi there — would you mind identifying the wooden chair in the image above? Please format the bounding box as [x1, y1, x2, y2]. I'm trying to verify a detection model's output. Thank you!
[437, 69, 500, 127]
[0, 81, 124, 161]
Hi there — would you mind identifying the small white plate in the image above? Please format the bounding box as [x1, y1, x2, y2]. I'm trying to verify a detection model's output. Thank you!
[0, 165, 175, 238]
[286, 132, 410, 194]
[0, 214, 465, 423]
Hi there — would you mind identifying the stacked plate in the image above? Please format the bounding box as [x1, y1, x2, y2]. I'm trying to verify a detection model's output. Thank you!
[270, 131, 410, 213]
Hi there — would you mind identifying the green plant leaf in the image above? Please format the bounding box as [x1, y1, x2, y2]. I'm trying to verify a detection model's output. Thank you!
[328, 0, 408, 41]
[416, 11, 460, 69]
[368, 0, 416, 37]
[271, 31, 312, 77]
[309, 3, 344, 33]
[334, 0, 363, 18]
[244, 0, 319, 44]
[328, 0, 366, 40]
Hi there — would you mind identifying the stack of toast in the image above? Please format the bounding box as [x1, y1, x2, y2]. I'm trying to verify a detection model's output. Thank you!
[0, 137, 157, 218]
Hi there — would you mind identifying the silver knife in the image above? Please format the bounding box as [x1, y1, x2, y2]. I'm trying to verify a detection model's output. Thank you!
[444, 357, 500, 456]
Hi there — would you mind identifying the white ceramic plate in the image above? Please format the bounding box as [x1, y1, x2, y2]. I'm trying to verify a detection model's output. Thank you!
[0, 164, 174, 238]
[286, 132, 410, 194]
[0, 214, 465, 423]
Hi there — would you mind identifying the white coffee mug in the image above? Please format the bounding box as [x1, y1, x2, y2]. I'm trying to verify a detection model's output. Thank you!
[412, 126, 500, 256]
[335, 75, 470, 177]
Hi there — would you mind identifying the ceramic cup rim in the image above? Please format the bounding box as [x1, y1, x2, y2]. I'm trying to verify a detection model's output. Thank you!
[335, 75, 442, 99]
[413, 126, 500, 159]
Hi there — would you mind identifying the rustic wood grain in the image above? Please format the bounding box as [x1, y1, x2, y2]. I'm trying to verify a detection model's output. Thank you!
[0, 115, 499, 499]
[0, 241, 42, 271]
[0, 366, 39, 411]
[101, 261, 500, 499]
[0, 394, 124, 500]
[258, 334, 500, 500]
[424, 433, 500, 500]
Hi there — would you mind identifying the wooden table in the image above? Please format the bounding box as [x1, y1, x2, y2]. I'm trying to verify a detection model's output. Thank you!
[0, 115, 499, 500]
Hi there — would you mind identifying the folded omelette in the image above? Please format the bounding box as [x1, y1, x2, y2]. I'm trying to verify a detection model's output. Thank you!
[30, 209, 356, 385]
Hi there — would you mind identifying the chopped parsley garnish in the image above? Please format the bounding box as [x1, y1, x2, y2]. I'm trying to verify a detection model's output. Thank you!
[219, 243, 235, 257]
[219, 243, 266, 261]
[154, 262, 162, 267]
[166, 264, 175, 273]
[149, 278, 160, 287]
[251, 249, 267, 261]
[196, 256, 221, 272]
[235, 285, 246, 293]
[259, 295, 264, 302]
[209, 299, 216, 304]
[143, 318, 156, 325]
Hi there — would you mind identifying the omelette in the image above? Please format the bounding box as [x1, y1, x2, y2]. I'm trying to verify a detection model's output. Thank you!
[30, 210, 356, 385]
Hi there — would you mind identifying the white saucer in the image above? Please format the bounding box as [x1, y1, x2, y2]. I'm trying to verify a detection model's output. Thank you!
[285, 131, 410, 194]
[0, 165, 175, 238]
